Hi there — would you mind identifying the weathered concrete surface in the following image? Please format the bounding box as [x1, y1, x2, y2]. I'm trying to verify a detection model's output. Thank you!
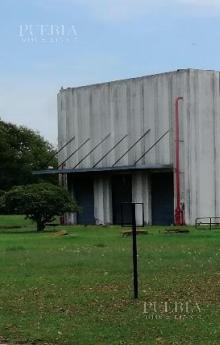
[94, 176, 112, 225]
[58, 71, 174, 169]
[58, 69, 220, 225]
[181, 70, 220, 224]
[132, 172, 151, 225]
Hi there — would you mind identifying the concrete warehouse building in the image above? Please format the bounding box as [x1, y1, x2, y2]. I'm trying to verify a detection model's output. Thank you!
[49, 69, 220, 226]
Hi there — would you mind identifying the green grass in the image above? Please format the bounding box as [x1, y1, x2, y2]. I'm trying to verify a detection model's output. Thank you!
[0, 216, 219, 345]
[0, 215, 33, 227]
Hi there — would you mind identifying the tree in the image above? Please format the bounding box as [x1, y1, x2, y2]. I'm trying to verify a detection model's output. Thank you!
[0, 120, 58, 190]
[0, 190, 5, 213]
[1, 183, 77, 231]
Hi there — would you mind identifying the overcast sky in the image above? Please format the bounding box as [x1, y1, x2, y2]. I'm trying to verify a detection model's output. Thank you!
[0, 0, 220, 145]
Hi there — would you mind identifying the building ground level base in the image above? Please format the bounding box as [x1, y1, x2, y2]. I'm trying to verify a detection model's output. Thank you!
[65, 170, 174, 226]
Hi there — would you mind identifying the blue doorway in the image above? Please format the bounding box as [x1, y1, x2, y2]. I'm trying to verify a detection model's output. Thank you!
[112, 175, 132, 225]
[151, 173, 174, 225]
[74, 177, 95, 225]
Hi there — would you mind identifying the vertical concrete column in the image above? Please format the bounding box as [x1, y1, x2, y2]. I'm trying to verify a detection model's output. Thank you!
[94, 178, 104, 225]
[132, 172, 151, 225]
[103, 177, 113, 224]
[94, 176, 112, 225]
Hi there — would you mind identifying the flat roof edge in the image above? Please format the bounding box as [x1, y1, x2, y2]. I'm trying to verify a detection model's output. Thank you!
[58, 68, 220, 93]
[33, 164, 173, 176]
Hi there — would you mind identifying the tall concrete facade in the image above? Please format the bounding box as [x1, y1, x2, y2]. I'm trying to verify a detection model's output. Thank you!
[57, 69, 220, 225]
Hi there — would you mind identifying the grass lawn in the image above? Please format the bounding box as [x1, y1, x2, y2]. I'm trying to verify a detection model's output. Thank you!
[0, 216, 219, 345]
[0, 215, 34, 229]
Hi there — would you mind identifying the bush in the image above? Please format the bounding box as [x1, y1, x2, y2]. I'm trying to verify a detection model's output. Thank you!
[0, 183, 77, 231]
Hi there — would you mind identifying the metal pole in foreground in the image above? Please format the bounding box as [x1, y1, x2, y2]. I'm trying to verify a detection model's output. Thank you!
[131, 203, 138, 299]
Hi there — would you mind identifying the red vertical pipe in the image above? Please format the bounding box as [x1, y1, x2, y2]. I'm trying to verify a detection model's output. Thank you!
[175, 97, 183, 225]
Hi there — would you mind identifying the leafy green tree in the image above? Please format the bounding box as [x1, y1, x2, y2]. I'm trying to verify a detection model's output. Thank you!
[0, 120, 58, 190]
[0, 190, 5, 213]
[1, 183, 77, 231]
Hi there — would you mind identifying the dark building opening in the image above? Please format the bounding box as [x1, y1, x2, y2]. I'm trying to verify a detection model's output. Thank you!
[112, 174, 132, 225]
[151, 173, 174, 225]
[73, 177, 95, 225]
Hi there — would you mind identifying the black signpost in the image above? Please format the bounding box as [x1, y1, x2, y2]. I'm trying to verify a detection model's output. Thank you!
[131, 203, 139, 299]
[121, 202, 139, 299]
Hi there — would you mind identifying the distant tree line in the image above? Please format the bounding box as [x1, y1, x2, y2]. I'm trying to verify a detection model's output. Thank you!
[0, 119, 58, 191]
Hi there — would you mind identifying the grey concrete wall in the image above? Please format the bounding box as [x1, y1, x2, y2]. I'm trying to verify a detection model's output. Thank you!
[94, 176, 112, 225]
[167, 69, 220, 224]
[181, 70, 220, 223]
[58, 69, 220, 225]
[57, 71, 177, 170]
[132, 172, 151, 225]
